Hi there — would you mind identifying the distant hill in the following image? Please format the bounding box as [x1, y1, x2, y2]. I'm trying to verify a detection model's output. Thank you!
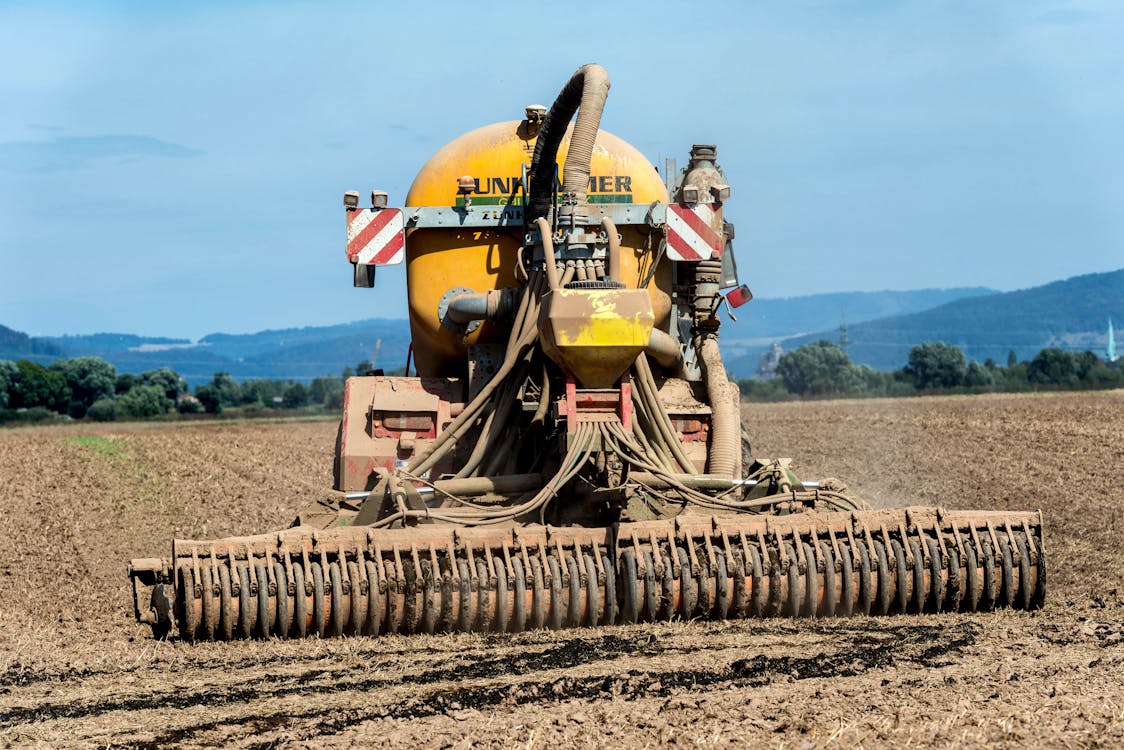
[39, 332, 192, 354]
[728, 268, 1124, 375]
[0, 324, 64, 359]
[8, 319, 411, 385]
[197, 319, 411, 365]
[9, 288, 989, 384]
[719, 287, 996, 362]
[8, 269, 1119, 383]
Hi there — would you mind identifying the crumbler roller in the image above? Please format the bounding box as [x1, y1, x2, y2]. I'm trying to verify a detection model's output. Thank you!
[128, 64, 1045, 641]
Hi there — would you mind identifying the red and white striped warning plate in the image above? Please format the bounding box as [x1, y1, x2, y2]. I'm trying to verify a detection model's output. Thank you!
[665, 204, 724, 261]
[346, 208, 406, 265]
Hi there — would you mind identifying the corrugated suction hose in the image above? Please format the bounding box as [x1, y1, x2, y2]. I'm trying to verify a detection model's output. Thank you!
[528, 64, 611, 221]
[699, 337, 740, 478]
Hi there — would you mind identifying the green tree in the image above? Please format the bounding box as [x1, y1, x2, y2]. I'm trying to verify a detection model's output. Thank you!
[176, 397, 203, 414]
[1074, 351, 1099, 382]
[1028, 348, 1077, 385]
[341, 366, 355, 380]
[1000, 361, 1029, 387]
[776, 341, 858, 396]
[0, 360, 17, 409]
[282, 382, 309, 408]
[239, 379, 267, 407]
[87, 397, 118, 422]
[736, 377, 789, 401]
[117, 385, 173, 418]
[50, 357, 116, 418]
[9, 360, 70, 411]
[1007, 349, 1018, 368]
[195, 383, 223, 414]
[207, 372, 242, 406]
[115, 373, 139, 394]
[964, 360, 994, 387]
[241, 379, 289, 407]
[854, 364, 894, 394]
[141, 368, 187, 401]
[356, 360, 372, 376]
[309, 376, 343, 407]
[1084, 359, 1124, 386]
[902, 342, 968, 390]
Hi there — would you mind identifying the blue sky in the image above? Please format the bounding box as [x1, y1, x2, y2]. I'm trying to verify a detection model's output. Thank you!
[1, 1, 1121, 338]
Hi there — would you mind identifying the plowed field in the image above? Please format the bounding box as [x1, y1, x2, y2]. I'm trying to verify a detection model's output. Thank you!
[1, 391, 1122, 748]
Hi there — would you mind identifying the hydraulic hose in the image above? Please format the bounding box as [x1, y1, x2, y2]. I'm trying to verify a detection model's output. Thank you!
[405, 272, 543, 477]
[528, 64, 611, 221]
[633, 355, 694, 473]
[537, 218, 561, 291]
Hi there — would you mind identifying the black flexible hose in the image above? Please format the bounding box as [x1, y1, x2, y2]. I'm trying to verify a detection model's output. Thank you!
[528, 64, 611, 221]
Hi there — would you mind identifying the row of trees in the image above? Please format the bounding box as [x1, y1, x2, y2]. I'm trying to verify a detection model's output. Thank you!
[0, 357, 369, 423]
[4, 346, 1118, 421]
[192, 371, 345, 415]
[742, 341, 1124, 399]
[0, 358, 187, 421]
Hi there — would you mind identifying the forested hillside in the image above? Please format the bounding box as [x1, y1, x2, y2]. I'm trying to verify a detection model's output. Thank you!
[15, 319, 410, 384]
[0, 324, 63, 359]
[728, 269, 1122, 374]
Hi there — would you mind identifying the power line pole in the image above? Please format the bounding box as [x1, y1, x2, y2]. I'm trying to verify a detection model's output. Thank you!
[838, 308, 849, 355]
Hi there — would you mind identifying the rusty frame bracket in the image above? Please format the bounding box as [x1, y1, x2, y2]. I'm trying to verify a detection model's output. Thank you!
[127, 557, 170, 624]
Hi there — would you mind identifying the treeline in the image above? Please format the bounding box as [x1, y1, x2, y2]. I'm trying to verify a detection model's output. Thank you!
[190, 371, 347, 416]
[0, 356, 384, 424]
[740, 341, 1124, 400]
[4, 345, 1118, 423]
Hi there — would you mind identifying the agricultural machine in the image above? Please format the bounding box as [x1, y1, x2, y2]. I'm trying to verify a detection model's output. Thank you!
[129, 65, 1044, 640]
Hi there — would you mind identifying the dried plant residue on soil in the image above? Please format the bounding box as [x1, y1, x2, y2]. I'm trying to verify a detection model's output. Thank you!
[1, 391, 1123, 748]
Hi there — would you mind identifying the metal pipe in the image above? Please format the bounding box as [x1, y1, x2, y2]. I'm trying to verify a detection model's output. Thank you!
[346, 473, 545, 502]
[646, 329, 682, 370]
[627, 473, 819, 492]
[345, 477, 820, 503]
[444, 289, 510, 325]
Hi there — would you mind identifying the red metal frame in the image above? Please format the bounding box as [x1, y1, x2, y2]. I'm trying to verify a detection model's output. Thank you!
[556, 374, 634, 433]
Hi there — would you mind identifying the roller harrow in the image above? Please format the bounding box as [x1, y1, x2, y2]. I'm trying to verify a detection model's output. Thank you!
[130, 507, 1044, 641]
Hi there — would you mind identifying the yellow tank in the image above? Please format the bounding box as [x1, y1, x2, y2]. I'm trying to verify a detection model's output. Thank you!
[404, 120, 671, 377]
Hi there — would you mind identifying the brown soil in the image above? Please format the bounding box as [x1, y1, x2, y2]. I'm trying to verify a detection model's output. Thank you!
[1, 391, 1122, 748]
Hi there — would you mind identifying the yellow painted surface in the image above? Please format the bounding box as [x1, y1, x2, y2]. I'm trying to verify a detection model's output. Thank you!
[550, 290, 654, 347]
[403, 120, 670, 377]
[539, 289, 655, 388]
